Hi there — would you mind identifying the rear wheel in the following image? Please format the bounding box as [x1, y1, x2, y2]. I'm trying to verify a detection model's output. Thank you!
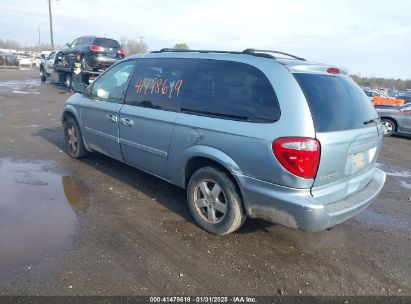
[40, 67, 46, 82]
[81, 57, 90, 71]
[187, 167, 245, 235]
[65, 73, 72, 89]
[381, 118, 396, 136]
[64, 117, 88, 159]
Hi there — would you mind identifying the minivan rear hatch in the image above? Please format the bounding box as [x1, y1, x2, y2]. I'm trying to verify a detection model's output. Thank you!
[294, 72, 382, 202]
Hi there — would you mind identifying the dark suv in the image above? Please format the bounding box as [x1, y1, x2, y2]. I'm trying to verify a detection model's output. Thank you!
[62, 36, 125, 70]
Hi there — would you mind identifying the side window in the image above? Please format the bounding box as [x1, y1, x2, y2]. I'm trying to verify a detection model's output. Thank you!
[124, 58, 196, 111]
[70, 39, 79, 47]
[84, 37, 93, 45]
[182, 60, 280, 122]
[48, 52, 56, 60]
[90, 60, 136, 102]
[77, 38, 85, 46]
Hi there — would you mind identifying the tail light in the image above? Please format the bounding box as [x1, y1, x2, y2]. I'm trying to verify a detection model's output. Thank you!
[272, 137, 321, 179]
[327, 67, 340, 74]
[117, 49, 125, 55]
[90, 45, 103, 52]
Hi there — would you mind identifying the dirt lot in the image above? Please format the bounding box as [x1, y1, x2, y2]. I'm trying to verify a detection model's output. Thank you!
[0, 69, 410, 296]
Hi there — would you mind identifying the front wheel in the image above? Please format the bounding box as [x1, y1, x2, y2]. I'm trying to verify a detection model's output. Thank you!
[40, 67, 46, 82]
[64, 117, 88, 159]
[187, 167, 245, 235]
[381, 118, 396, 136]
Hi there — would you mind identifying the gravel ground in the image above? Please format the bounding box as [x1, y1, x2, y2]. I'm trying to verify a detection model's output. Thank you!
[0, 69, 410, 296]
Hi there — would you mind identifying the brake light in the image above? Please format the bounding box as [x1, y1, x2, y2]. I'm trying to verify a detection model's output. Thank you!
[327, 67, 340, 74]
[117, 49, 125, 55]
[90, 45, 103, 52]
[272, 137, 321, 179]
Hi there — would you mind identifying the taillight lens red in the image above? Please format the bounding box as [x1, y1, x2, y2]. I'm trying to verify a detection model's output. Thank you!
[272, 137, 321, 179]
[90, 45, 103, 52]
[327, 67, 340, 74]
[117, 49, 125, 55]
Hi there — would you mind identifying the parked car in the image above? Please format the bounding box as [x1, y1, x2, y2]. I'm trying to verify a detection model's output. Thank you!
[62, 48, 386, 235]
[0, 52, 19, 66]
[375, 101, 411, 110]
[62, 36, 125, 71]
[17, 54, 34, 67]
[377, 103, 411, 136]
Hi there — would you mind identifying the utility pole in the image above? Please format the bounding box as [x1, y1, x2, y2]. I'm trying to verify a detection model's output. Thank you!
[138, 36, 145, 54]
[48, 0, 54, 49]
[38, 26, 41, 52]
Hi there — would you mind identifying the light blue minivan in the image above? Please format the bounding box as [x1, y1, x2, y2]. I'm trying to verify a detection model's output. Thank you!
[62, 49, 386, 234]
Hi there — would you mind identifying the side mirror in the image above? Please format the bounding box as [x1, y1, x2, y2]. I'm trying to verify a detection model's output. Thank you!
[66, 43, 71, 48]
[72, 82, 87, 94]
[41, 54, 46, 59]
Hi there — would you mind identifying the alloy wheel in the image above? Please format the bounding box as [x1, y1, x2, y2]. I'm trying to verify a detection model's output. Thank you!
[67, 126, 78, 153]
[193, 179, 227, 224]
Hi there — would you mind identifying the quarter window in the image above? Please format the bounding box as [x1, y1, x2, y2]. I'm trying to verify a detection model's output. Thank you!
[182, 60, 280, 122]
[89, 60, 135, 102]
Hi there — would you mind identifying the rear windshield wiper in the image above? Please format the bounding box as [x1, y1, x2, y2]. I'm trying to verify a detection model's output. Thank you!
[363, 117, 380, 125]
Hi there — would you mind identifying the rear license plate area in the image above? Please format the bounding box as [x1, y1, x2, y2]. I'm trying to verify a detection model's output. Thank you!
[351, 152, 365, 173]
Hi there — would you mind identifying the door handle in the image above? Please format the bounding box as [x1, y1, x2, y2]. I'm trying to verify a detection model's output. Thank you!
[120, 118, 134, 127]
[106, 114, 118, 123]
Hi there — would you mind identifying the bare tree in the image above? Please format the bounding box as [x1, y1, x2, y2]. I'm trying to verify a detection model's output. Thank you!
[0, 38, 21, 50]
[120, 38, 148, 56]
[173, 43, 189, 50]
[351, 74, 411, 90]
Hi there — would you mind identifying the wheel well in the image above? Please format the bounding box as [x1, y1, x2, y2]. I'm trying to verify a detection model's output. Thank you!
[62, 111, 76, 125]
[184, 157, 245, 212]
[381, 117, 398, 131]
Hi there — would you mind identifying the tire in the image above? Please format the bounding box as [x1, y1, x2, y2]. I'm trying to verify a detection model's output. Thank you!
[40, 67, 46, 82]
[187, 167, 245, 235]
[65, 73, 72, 89]
[58, 72, 65, 83]
[381, 118, 396, 136]
[81, 57, 89, 70]
[64, 117, 88, 159]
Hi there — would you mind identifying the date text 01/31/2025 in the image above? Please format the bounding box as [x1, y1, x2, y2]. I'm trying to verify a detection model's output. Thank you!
[149, 296, 257, 303]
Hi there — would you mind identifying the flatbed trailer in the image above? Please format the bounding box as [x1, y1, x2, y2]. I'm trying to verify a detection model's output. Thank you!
[39, 50, 103, 89]
[53, 64, 103, 87]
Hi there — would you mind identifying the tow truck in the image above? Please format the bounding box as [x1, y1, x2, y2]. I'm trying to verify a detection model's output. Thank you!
[39, 50, 102, 88]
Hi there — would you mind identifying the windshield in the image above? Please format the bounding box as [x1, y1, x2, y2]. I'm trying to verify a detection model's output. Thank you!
[294, 73, 378, 132]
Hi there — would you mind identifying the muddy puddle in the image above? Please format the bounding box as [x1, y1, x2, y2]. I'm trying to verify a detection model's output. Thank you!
[0, 159, 88, 279]
[0, 79, 40, 94]
[356, 209, 411, 230]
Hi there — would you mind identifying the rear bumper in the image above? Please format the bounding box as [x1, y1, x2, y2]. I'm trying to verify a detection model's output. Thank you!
[236, 168, 386, 232]
[86, 55, 119, 69]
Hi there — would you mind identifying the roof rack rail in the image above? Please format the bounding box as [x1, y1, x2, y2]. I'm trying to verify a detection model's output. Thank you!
[243, 49, 306, 61]
[153, 48, 245, 55]
[152, 48, 305, 61]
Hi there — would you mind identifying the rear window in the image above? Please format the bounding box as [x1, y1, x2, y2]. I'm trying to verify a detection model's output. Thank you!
[92, 38, 120, 48]
[294, 73, 377, 132]
[182, 60, 280, 122]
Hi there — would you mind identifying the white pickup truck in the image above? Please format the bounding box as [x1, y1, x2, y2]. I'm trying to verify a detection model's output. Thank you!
[39, 50, 102, 89]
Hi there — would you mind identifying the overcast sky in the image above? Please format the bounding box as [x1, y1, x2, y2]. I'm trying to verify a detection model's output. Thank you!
[1, 0, 410, 79]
